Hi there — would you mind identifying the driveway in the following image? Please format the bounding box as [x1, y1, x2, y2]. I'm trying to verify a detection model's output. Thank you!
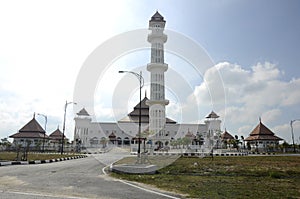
[0, 147, 182, 199]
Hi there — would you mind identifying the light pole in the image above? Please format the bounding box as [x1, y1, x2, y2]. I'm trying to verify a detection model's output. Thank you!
[61, 101, 77, 154]
[290, 119, 300, 153]
[37, 113, 47, 152]
[119, 70, 144, 160]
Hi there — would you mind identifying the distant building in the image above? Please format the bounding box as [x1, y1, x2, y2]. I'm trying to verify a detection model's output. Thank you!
[220, 129, 235, 149]
[48, 127, 69, 151]
[245, 119, 283, 152]
[9, 114, 48, 149]
[9, 114, 69, 151]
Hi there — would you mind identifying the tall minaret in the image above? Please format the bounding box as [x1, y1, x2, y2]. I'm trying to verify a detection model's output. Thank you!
[146, 11, 169, 137]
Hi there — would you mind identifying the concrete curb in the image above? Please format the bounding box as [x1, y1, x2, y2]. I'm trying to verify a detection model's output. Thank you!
[131, 152, 249, 157]
[0, 155, 87, 167]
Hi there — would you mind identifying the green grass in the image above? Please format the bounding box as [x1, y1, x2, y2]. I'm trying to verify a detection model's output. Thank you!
[111, 156, 300, 198]
[0, 152, 80, 161]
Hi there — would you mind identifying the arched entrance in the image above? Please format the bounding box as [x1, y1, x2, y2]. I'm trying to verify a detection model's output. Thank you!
[123, 137, 130, 145]
[154, 141, 163, 151]
[116, 137, 122, 145]
[109, 132, 116, 144]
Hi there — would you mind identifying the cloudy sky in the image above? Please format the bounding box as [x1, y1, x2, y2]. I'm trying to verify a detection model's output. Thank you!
[1, 0, 300, 143]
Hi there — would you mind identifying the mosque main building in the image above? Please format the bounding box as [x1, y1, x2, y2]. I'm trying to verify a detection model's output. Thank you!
[73, 12, 221, 151]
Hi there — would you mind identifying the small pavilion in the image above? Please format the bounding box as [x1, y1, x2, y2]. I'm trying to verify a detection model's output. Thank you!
[245, 119, 283, 152]
[10, 113, 48, 149]
[48, 127, 68, 150]
[220, 129, 235, 149]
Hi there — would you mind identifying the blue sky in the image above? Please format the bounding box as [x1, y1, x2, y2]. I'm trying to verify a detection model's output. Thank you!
[0, 0, 300, 143]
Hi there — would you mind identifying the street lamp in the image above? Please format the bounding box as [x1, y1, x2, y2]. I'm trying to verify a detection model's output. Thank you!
[119, 70, 144, 160]
[37, 113, 47, 152]
[290, 119, 300, 153]
[61, 101, 77, 154]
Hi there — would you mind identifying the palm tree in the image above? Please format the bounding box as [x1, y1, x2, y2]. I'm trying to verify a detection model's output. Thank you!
[241, 136, 245, 150]
[234, 135, 240, 150]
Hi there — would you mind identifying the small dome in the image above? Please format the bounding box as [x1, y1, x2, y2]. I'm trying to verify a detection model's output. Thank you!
[77, 108, 90, 116]
[150, 11, 165, 22]
[206, 111, 219, 119]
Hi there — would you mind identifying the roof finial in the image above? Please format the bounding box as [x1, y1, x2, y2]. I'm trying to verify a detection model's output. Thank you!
[33, 112, 35, 118]
[145, 89, 147, 98]
[259, 117, 261, 123]
[57, 125, 59, 129]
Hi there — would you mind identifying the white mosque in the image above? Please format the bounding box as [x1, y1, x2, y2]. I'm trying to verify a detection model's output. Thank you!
[73, 12, 221, 152]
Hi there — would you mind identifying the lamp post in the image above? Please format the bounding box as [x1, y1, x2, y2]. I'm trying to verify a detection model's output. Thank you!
[119, 70, 144, 160]
[37, 113, 47, 152]
[290, 119, 300, 153]
[61, 101, 77, 154]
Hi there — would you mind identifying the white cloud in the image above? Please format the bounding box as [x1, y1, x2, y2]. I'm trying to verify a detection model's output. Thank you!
[189, 61, 300, 142]
[273, 123, 291, 142]
[0, 0, 136, 139]
[261, 109, 281, 123]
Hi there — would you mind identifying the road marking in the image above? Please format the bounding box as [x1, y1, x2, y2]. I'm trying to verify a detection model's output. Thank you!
[118, 180, 181, 199]
[1, 190, 88, 199]
[102, 163, 180, 199]
[102, 164, 109, 175]
[100, 147, 181, 198]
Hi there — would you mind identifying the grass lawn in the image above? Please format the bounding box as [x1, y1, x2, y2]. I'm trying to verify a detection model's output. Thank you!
[0, 152, 80, 161]
[111, 156, 300, 198]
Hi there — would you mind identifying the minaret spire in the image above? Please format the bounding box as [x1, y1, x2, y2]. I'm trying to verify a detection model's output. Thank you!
[146, 11, 169, 138]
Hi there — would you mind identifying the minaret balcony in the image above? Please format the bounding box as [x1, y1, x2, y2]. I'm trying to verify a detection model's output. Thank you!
[146, 99, 169, 106]
[147, 33, 167, 43]
[147, 63, 168, 72]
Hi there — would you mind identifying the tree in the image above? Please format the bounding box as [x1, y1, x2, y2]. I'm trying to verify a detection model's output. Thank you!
[241, 136, 245, 149]
[247, 141, 251, 150]
[223, 139, 228, 149]
[100, 137, 108, 148]
[170, 139, 177, 149]
[181, 137, 191, 149]
[229, 135, 240, 151]
[176, 138, 182, 149]
[234, 135, 241, 150]
[35, 140, 42, 151]
[281, 141, 290, 153]
[0, 138, 12, 151]
[195, 133, 204, 146]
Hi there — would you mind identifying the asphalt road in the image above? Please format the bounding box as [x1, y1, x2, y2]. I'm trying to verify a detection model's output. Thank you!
[0, 148, 182, 199]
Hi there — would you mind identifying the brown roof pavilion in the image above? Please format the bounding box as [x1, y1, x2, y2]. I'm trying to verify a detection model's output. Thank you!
[245, 121, 283, 141]
[49, 128, 66, 141]
[221, 130, 235, 140]
[10, 115, 48, 139]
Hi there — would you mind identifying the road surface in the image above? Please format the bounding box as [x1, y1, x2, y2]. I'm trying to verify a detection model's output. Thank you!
[0, 148, 182, 199]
